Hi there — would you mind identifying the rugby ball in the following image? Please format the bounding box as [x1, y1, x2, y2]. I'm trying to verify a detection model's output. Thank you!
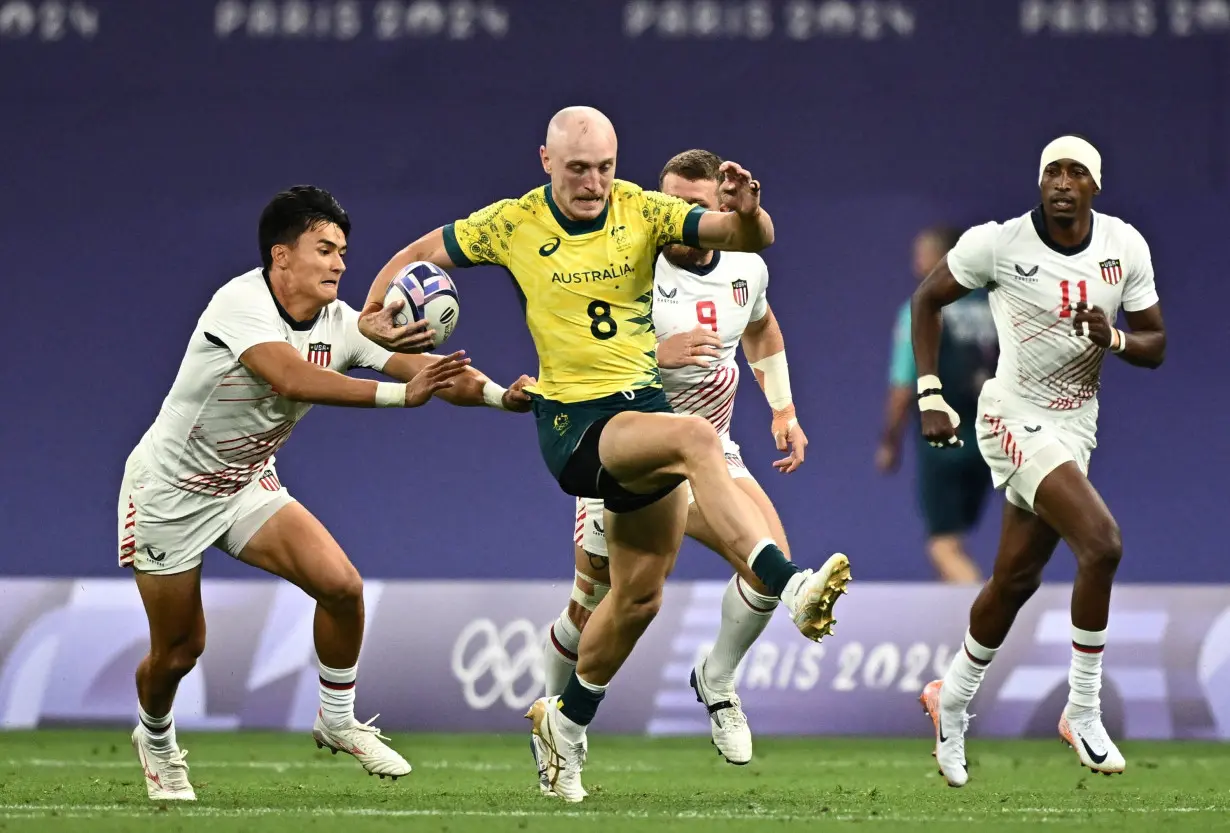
[384, 261, 460, 348]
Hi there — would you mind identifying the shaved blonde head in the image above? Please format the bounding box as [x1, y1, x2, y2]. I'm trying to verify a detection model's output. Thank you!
[545, 106, 617, 152]
[539, 106, 618, 223]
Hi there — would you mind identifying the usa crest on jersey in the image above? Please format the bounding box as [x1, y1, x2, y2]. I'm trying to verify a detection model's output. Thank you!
[731, 278, 749, 307]
[307, 341, 332, 367]
[1098, 258, 1123, 285]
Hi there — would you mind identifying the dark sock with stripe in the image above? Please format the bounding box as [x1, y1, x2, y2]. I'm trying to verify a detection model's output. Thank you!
[558, 672, 606, 727]
[748, 541, 801, 597]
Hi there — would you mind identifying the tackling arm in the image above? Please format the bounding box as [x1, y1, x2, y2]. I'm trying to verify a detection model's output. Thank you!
[380, 353, 510, 409]
[240, 342, 397, 407]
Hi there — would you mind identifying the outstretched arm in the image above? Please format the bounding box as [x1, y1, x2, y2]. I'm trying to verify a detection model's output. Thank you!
[240, 342, 468, 409]
[380, 352, 535, 412]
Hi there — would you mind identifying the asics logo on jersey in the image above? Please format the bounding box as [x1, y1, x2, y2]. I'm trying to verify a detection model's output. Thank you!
[657, 284, 677, 299]
[539, 237, 561, 256]
[1014, 264, 1039, 279]
[450, 618, 546, 710]
[1079, 736, 1109, 764]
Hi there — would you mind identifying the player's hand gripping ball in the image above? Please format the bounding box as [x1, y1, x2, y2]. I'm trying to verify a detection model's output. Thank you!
[383, 262, 460, 349]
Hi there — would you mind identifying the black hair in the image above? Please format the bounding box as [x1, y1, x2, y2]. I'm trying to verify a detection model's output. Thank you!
[258, 185, 351, 270]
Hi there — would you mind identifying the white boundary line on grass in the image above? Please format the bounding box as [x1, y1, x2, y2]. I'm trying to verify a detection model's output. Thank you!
[0, 804, 1220, 823]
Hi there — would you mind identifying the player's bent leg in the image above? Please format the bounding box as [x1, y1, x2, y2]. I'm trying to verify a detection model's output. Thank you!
[922, 499, 1060, 787]
[1030, 463, 1126, 775]
[235, 501, 410, 779]
[528, 489, 686, 803]
[131, 566, 204, 801]
[598, 411, 850, 642]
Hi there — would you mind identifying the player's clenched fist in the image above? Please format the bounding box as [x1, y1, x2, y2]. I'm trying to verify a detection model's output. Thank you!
[1070, 301, 1113, 348]
[916, 374, 963, 449]
[501, 375, 537, 412]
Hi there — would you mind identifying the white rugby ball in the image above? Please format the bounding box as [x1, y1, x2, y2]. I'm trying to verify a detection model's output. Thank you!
[383, 261, 460, 348]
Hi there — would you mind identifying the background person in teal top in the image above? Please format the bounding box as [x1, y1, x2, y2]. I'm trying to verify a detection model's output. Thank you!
[875, 226, 998, 583]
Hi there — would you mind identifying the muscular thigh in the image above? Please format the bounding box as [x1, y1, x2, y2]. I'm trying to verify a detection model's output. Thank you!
[134, 565, 206, 654]
[237, 501, 358, 596]
[605, 486, 688, 596]
[989, 498, 1061, 584]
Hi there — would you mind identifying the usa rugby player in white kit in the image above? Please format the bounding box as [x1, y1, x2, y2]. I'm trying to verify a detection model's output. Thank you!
[914, 137, 1166, 785]
[119, 186, 534, 800]
[541, 150, 849, 766]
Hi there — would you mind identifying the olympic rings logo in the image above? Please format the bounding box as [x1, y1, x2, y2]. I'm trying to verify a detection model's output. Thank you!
[450, 618, 547, 710]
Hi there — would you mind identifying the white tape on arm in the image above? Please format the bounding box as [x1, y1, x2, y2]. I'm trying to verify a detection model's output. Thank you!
[374, 381, 406, 408]
[482, 380, 508, 409]
[749, 351, 792, 410]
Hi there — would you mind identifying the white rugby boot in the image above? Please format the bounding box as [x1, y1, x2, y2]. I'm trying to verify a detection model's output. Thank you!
[782, 553, 852, 641]
[131, 726, 195, 801]
[526, 696, 588, 802]
[920, 680, 971, 787]
[1059, 705, 1126, 775]
[690, 658, 753, 765]
[312, 710, 411, 779]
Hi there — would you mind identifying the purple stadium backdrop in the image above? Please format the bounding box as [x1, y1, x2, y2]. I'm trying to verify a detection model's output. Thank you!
[2, 1, 1227, 584]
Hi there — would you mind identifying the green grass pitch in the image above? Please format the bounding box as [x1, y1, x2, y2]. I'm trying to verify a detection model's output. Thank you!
[2, 731, 1229, 831]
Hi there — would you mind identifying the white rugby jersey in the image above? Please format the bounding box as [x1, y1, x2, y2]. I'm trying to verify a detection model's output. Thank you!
[652, 251, 769, 436]
[947, 208, 1159, 414]
[135, 268, 393, 496]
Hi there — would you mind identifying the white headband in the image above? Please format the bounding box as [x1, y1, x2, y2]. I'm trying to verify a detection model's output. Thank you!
[1038, 136, 1102, 189]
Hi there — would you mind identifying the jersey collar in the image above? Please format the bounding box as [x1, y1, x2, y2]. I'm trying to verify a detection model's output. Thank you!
[544, 185, 608, 235]
[1030, 205, 1093, 256]
[263, 268, 320, 331]
[675, 250, 721, 276]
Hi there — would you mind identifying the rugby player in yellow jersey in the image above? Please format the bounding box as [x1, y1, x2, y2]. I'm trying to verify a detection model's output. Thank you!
[358, 107, 851, 801]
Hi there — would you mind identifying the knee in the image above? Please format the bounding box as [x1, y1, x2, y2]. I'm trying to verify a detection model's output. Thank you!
[314, 565, 364, 611]
[1078, 520, 1123, 574]
[614, 586, 663, 630]
[675, 415, 722, 462]
[154, 631, 206, 677]
[992, 569, 1043, 609]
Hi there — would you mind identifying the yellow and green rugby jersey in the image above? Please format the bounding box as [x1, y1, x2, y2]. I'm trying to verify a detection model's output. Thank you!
[443, 180, 704, 403]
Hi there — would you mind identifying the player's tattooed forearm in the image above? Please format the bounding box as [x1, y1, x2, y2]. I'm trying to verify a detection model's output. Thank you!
[588, 553, 609, 572]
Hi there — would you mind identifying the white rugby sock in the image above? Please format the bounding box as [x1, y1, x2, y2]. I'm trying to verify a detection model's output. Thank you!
[318, 661, 357, 730]
[138, 703, 175, 751]
[543, 609, 581, 698]
[702, 576, 778, 692]
[1068, 625, 1107, 711]
[941, 630, 998, 711]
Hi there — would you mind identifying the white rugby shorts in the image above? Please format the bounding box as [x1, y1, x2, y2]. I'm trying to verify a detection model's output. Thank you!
[976, 378, 1098, 513]
[117, 448, 295, 575]
[573, 436, 754, 558]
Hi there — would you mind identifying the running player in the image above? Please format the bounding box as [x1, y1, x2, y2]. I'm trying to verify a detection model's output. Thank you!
[541, 149, 821, 767]
[359, 108, 850, 801]
[121, 186, 533, 801]
[913, 136, 1165, 785]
